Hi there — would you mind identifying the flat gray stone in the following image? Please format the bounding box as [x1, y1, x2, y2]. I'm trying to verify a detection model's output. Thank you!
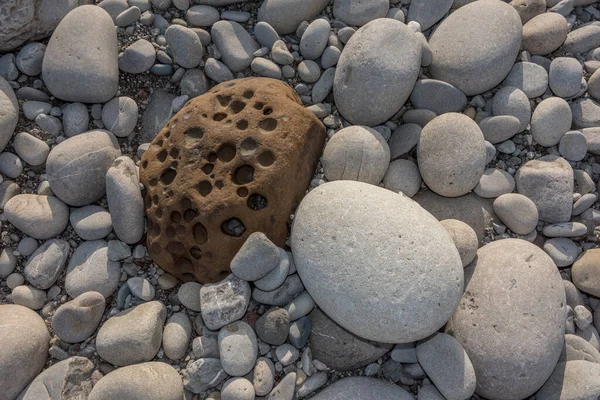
[448, 239, 566, 400]
[479, 115, 521, 144]
[119, 38, 156, 74]
[388, 123, 421, 159]
[211, 21, 259, 72]
[311, 377, 413, 400]
[502, 61, 548, 98]
[62, 102, 90, 137]
[474, 168, 515, 199]
[70, 205, 113, 240]
[410, 79, 467, 114]
[549, 57, 583, 98]
[493, 193, 539, 235]
[24, 239, 69, 289]
[334, 18, 421, 126]
[257, 0, 329, 35]
[382, 159, 421, 197]
[46, 129, 121, 206]
[267, 372, 296, 400]
[292, 181, 463, 343]
[300, 19, 330, 60]
[15, 42, 45, 76]
[571, 98, 600, 129]
[440, 219, 478, 268]
[428, 0, 522, 95]
[65, 240, 121, 298]
[218, 321, 258, 376]
[523, 12, 569, 55]
[252, 274, 305, 306]
[560, 334, 600, 363]
[4, 194, 69, 239]
[163, 312, 192, 360]
[182, 358, 227, 394]
[102, 96, 138, 138]
[96, 301, 166, 366]
[231, 232, 280, 281]
[42, 5, 118, 103]
[562, 24, 600, 55]
[12, 132, 49, 166]
[140, 90, 175, 142]
[204, 58, 234, 83]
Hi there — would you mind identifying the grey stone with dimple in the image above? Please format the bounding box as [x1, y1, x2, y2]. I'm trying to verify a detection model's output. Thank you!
[515, 155, 573, 223]
[334, 18, 421, 126]
[211, 21, 259, 72]
[102, 97, 138, 138]
[333, 0, 389, 26]
[65, 240, 121, 298]
[492, 86, 531, 132]
[0, 77, 18, 153]
[309, 308, 392, 371]
[292, 181, 463, 343]
[531, 97, 572, 146]
[257, 0, 330, 35]
[408, 0, 453, 30]
[15, 42, 45, 76]
[218, 321, 258, 376]
[311, 377, 414, 400]
[300, 19, 330, 60]
[96, 301, 166, 366]
[410, 79, 467, 114]
[502, 62, 548, 99]
[17, 356, 94, 400]
[323, 125, 390, 185]
[24, 239, 69, 290]
[4, 194, 69, 239]
[418, 113, 486, 198]
[42, 5, 118, 103]
[119, 39, 156, 74]
[51, 291, 105, 343]
[549, 57, 583, 98]
[46, 129, 121, 206]
[428, 0, 522, 96]
[447, 239, 566, 400]
[165, 25, 203, 69]
[417, 333, 476, 400]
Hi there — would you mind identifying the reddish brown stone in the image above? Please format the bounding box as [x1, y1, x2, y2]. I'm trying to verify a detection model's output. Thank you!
[140, 78, 325, 283]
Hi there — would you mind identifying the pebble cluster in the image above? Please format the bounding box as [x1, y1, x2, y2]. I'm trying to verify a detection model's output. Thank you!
[2, 0, 600, 399]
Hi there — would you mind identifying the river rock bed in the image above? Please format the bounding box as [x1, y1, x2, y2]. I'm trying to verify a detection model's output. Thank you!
[2, 0, 600, 399]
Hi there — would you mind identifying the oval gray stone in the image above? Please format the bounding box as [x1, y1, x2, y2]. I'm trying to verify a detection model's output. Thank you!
[333, 0, 389, 26]
[102, 96, 138, 138]
[46, 129, 121, 206]
[448, 239, 566, 400]
[571, 97, 600, 129]
[119, 38, 156, 74]
[257, 0, 330, 35]
[531, 97, 572, 146]
[428, 0, 522, 95]
[410, 79, 467, 114]
[24, 239, 69, 289]
[334, 18, 421, 126]
[502, 62, 548, 98]
[51, 291, 105, 343]
[165, 25, 203, 69]
[218, 321, 258, 377]
[211, 21, 259, 72]
[479, 115, 521, 144]
[418, 113, 486, 197]
[549, 57, 583, 98]
[493, 193, 539, 235]
[492, 86, 531, 132]
[65, 240, 121, 298]
[70, 205, 113, 240]
[42, 5, 118, 103]
[300, 19, 330, 60]
[291, 181, 463, 343]
[4, 194, 69, 239]
[522, 12, 569, 56]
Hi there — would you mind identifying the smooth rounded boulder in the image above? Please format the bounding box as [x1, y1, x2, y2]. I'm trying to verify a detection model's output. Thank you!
[42, 5, 118, 103]
[0, 304, 50, 400]
[0, 77, 18, 153]
[46, 130, 121, 206]
[291, 181, 464, 343]
[88, 362, 184, 400]
[428, 0, 522, 95]
[334, 18, 421, 126]
[418, 113, 486, 198]
[447, 239, 566, 400]
[311, 377, 414, 400]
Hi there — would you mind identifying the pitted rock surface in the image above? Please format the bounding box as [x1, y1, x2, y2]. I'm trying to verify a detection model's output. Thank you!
[140, 78, 325, 283]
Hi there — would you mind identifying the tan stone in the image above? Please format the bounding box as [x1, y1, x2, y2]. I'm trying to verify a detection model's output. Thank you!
[140, 78, 325, 283]
[572, 249, 600, 297]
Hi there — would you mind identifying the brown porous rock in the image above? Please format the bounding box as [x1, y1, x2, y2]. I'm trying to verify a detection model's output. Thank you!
[140, 78, 325, 283]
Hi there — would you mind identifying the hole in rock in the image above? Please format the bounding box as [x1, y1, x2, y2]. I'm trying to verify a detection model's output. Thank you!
[176, 225, 186, 236]
[201, 163, 214, 174]
[236, 120, 249, 130]
[170, 161, 178, 168]
[171, 211, 182, 223]
[240, 137, 257, 155]
[218, 144, 236, 162]
[243, 89, 254, 99]
[224, 82, 236, 88]
[152, 195, 159, 205]
[219, 270, 229, 279]
[149, 178, 158, 186]
[157, 150, 168, 162]
[151, 242, 161, 254]
[208, 153, 218, 162]
[217, 95, 232, 107]
[237, 187, 248, 197]
[222, 218, 246, 237]
[160, 169, 177, 185]
[213, 113, 227, 121]
[230, 100, 246, 114]
[164, 131, 171, 138]
[215, 180, 224, 189]
[233, 165, 255, 185]
[156, 139, 164, 147]
[254, 102, 265, 110]
[184, 209, 198, 221]
[170, 118, 179, 129]
[166, 225, 176, 237]
[263, 107, 273, 115]
[257, 151, 275, 166]
[259, 118, 277, 131]
[170, 148, 180, 159]
[248, 194, 268, 210]
[142, 160, 148, 169]
[190, 247, 202, 259]
[194, 223, 208, 244]
[180, 197, 192, 210]
[202, 113, 208, 118]
[181, 272, 195, 282]
[152, 222, 160, 236]
[155, 208, 163, 218]
[185, 127, 204, 140]
[196, 181, 212, 197]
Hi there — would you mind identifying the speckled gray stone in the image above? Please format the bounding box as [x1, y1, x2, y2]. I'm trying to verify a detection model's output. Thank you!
[410, 79, 467, 114]
[407, 0, 453, 30]
[502, 62, 548, 98]
[65, 240, 121, 298]
[300, 19, 330, 60]
[311, 377, 414, 400]
[549, 57, 583, 98]
[165, 25, 203, 68]
[24, 239, 69, 290]
[493, 193, 539, 235]
[70, 205, 113, 240]
[218, 321, 258, 376]
[62, 102, 89, 137]
[531, 97, 572, 146]
[51, 291, 105, 343]
[333, 0, 389, 26]
[492, 86, 531, 132]
[0, 77, 18, 152]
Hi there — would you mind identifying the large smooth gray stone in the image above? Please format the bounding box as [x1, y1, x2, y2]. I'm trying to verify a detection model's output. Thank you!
[4, 194, 69, 240]
[0, 305, 49, 400]
[258, 0, 329, 35]
[334, 18, 421, 126]
[46, 129, 121, 206]
[0, 77, 18, 153]
[42, 5, 118, 103]
[0, 0, 94, 52]
[429, 0, 522, 95]
[447, 239, 566, 400]
[211, 21, 259, 72]
[65, 240, 121, 298]
[311, 377, 414, 400]
[51, 291, 106, 343]
[17, 357, 94, 400]
[291, 181, 463, 343]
